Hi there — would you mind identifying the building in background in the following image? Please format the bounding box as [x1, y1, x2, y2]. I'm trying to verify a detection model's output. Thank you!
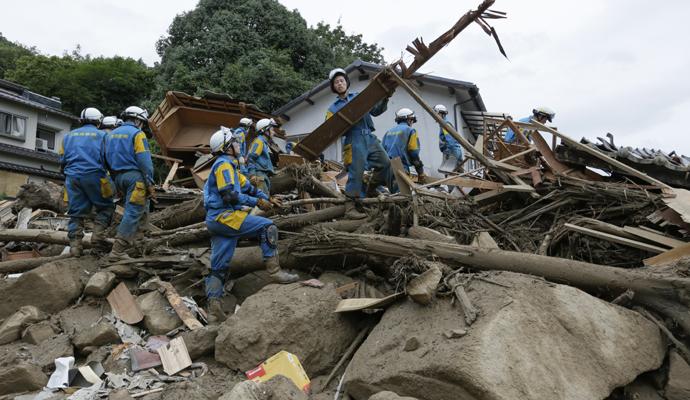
[0, 79, 76, 197]
[273, 59, 489, 177]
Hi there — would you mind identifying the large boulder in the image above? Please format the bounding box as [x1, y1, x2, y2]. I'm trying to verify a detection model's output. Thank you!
[137, 291, 183, 335]
[180, 325, 218, 359]
[83, 271, 117, 297]
[344, 271, 666, 400]
[0, 259, 85, 319]
[369, 392, 419, 400]
[666, 350, 690, 400]
[0, 362, 47, 395]
[216, 283, 359, 376]
[72, 322, 119, 351]
[0, 306, 46, 345]
[219, 375, 307, 400]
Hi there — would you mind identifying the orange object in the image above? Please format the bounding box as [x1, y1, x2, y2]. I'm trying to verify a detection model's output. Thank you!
[245, 351, 310, 393]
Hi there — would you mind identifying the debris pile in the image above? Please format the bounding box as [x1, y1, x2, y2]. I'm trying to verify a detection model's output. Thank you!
[2, 2, 690, 400]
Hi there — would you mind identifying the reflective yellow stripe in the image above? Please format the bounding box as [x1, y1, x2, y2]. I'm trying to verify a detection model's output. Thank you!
[216, 210, 248, 230]
[63, 187, 68, 202]
[408, 130, 419, 151]
[343, 143, 353, 165]
[100, 177, 114, 198]
[133, 132, 148, 154]
[239, 172, 248, 187]
[58, 140, 64, 156]
[325, 111, 334, 120]
[215, 162, 235, 189]
[129, 181, 146, 205]
[250, 139, 264, 155]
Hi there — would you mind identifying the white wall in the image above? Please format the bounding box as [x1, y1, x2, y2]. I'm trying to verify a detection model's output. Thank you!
[0, 98, 72, 153]
[280, 74, 476, 177]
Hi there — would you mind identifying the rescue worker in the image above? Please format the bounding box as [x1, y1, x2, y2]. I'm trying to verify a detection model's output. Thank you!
[59, 107, 115, 256]
[234, 117, 252, 174]
[104, 106, 154, 261]
[247, 118, 277, 194]
[326, 68, 394, 212]
[382, 108, 426, 183]
[204, 128, 298, 323]
[434, 104, 463, 172]
[101, 116, 120, 133]
[504, 107, 556, 143]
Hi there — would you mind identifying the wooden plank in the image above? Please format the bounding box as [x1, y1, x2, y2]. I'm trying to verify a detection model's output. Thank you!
[162, 161, 179, 191]
[334, 293, 404, 313]
[107, 282, 144, 324]
[438, 176, 503, 190]
[663, 188, 690, 224]
[157, 337, 192, 375]
[15, 208, 32, 230]
[529, 120, 671, 190]
[564, 223, 667, 254]
[644, 242, 690, 267]
[623, 226, 685, 249]
[151, 153, 184, 163]
[390, 157, 412, 196]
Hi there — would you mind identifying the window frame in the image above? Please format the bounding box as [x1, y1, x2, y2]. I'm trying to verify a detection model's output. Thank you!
[0, 111, 28, 141]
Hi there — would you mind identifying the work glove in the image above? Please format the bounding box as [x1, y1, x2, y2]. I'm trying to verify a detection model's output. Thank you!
[249, 175, 263, 188]
[256, 198, 273, 211]
[269, 196, 283, 207]
[146, 185, 158, 203]
[416, 173, 427, 185]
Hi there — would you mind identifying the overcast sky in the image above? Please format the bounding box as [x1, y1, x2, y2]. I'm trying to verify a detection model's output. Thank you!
[3, 0, 689, 153]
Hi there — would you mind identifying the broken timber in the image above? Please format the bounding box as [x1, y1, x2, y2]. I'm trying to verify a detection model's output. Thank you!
[293, 0, 500, 161]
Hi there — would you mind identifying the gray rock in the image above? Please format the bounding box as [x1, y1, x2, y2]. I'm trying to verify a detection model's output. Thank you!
[31, 334, 74, 371]
[345, 272, 666, 400]
[22, 321, 56, 345]
[0, 363, 47, 395]
[666, 350, 690, 400]
[369, 391, 419, 400]
[406, 264, 442, 305]
[83, 271, 116, 297]
[219, 375, 307, 400]
[180, 325, 218, 359]
[72, 322, 119, 350]
[137, 291, 182, 335]
[0, 259, 85, 319]
[216, 283, 359, 377]
[0, 306, 46, 345]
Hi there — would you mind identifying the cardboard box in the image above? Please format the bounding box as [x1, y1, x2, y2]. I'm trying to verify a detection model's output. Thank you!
[245, 351, 310, 393]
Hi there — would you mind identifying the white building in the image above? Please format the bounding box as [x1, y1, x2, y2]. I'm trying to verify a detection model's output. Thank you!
[273, 60, 488, 177]
[0, 79, 76, 196]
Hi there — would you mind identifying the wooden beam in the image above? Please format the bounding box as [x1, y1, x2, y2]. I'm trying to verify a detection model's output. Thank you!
[623, 226, 685, 249]
[564, 223, 667, 254]
[644, 242, 690, 267]
[162, 161, 179, 191]
[151, 154, 184, 164]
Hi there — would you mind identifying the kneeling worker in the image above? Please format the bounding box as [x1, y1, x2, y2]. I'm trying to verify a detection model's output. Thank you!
[504, 107, 556, 143]
[204, 128, 298, 323]
[382, 108, 426, 184]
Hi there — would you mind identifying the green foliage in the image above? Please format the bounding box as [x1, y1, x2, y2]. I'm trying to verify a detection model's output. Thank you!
[0, 33, 36, 78]
[154, 0, 384, 111]
[5, 48, 154, 116]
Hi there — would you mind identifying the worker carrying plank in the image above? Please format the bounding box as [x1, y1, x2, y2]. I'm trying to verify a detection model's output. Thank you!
[326, 68, 395, 214]
[504, 106, 556, 143]
[382, 108, 426, 184]
[204, 127, 298, 323]
[104, 106, 155, 262]
[435, 104, 464, 173]
[59, 107, 115, 257]
[247, 118, 278, 194]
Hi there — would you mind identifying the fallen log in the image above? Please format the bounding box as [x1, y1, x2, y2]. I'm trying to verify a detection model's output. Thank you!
[273, 206, 346, 230]
[0, 254, 73, 274]
[0, 229, 98, 247]
[269, 168, 298, 195]
[290, 232, 690, 303]
[149, 197, 205, 230]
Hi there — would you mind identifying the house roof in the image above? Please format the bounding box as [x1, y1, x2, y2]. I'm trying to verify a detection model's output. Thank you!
[0, 79, 78, 121]
[273, 59, 485, 117]
[0, 160, 64, 180]
[0, 142, 61, 164]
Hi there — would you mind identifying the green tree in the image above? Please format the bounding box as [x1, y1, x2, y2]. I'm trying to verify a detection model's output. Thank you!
[154, 0, 384, 112]
[6, 49, 154, 116]
[0, 33, 36, 78]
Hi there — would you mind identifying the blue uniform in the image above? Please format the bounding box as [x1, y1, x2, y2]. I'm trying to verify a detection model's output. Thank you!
[233, 126, 249, 158]
[504, 116, 532, 144]
[326, 92, 394, 198]
[105, 122, 154, 240]
[382, 122, 422, 172]
[247, 134, 274, 193]
[204, 155, 272, 299]
[59, 124, 115, 239]
[438, 117, 463, 161]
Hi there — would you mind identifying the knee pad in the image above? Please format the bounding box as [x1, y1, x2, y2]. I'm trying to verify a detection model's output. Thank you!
[262, 224, 278, 249]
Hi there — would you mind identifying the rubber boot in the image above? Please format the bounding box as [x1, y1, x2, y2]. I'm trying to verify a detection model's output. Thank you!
[91, 223, 110, 256]
[106, 237, 131, 263]
[344, 199, 367, 220]
[265, 256, 299, 284]
[69, 238, 83, 257]
[206, 298, 226, 325]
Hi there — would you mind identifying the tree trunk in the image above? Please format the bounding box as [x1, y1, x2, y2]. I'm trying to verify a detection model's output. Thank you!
[0, 229, 98, 247]
[290, 231, 690, 303]
[272, 206, 346, 230]
[149, 197, 205, 230]
[12, 181, 65, 214]
[0, 254, 72, 274]
[270, 169, 298, 195]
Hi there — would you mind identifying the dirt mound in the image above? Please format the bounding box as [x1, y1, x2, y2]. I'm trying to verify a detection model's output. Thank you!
[344, 271, 665, 400]
[216, 281, 360, 376]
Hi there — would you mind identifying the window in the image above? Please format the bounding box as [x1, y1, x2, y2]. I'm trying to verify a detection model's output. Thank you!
[37, 125, 57, 150]
[0, 111, 27, 140]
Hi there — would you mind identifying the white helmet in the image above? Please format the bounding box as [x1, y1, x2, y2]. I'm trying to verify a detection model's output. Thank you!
[395, 108, 416, 123]
[533, 106, 556, 122]
[122, 106, 149, 123]
[256, 118, 277, 133]
[101, 116, 119, 128]
[239, 117, 253, 127]
[328, 68, 350, 93]
[80, 107, 103, 124]
[209, 126, 236, 153]
[433, 104, 448, 114]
